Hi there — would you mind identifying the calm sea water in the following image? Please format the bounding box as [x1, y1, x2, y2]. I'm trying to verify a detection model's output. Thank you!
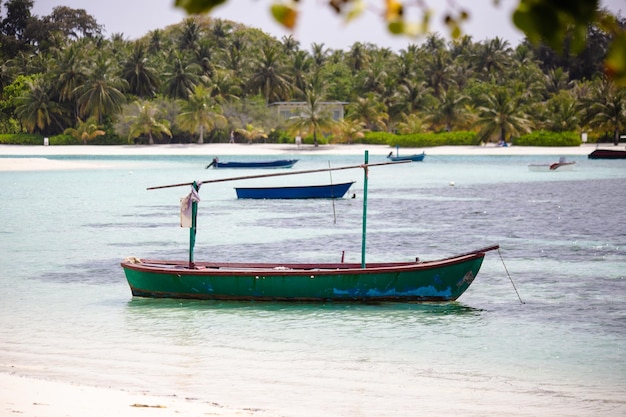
[1, 152, 625, 416]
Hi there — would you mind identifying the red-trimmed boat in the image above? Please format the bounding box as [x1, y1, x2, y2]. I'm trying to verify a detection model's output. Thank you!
[528, 157, 576, 171]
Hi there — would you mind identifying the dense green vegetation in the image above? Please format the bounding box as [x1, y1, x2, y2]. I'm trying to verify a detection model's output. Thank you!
[0, 0, 625, 147]
[180, 0, 626, 87]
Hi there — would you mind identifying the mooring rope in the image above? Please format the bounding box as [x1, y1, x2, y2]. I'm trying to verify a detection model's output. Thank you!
[498, 247, 524, 304]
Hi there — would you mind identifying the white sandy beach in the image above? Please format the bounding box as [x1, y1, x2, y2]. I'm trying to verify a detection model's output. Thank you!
[0, 143, 601, 172]
[0, 373, 251, 417]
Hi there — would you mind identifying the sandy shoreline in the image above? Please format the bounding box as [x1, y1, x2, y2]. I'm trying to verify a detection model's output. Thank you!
[0, 373, 254, 417]
[0, 143, 600, 172]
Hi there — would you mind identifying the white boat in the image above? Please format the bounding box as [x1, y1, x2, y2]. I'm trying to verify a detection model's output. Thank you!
[528, 157, 576, 172]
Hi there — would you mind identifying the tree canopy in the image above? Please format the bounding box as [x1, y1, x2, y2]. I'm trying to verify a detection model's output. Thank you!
[0, 0, 624, 146]
[174, 0, 626, 86]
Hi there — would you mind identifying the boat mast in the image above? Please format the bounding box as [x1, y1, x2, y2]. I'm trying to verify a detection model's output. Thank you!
[361, 151, 368, 268]
[189, 181, 199, 267]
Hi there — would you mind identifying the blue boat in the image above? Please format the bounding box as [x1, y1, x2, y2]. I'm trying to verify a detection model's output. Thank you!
[235, 181, 355, 199]
[387, 151, 425, 162]
[206, 158, 298, 169]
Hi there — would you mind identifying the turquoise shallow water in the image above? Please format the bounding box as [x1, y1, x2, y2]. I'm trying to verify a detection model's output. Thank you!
[1, 153, 625, 416]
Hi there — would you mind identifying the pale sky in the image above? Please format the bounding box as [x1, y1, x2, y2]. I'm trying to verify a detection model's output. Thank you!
[30, 0, 625, 52]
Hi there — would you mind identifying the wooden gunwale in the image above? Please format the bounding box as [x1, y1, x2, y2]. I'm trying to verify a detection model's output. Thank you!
[121, 245, 498, 277]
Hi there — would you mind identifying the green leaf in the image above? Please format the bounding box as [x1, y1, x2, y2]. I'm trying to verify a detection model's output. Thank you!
[513, 0, 598, 53]
[270, 4, 297, 30]
[605, 32, 626, 86]
[387, 21, 404, 35]
[174, 0, 227, 14]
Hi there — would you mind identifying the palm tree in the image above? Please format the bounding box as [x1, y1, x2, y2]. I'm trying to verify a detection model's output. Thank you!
[395, 79, 431, 116]
[163, 52, 201, 100]
[449, 35, 476, 59]
[540, 90, 579, 132]
[209, 19, 232, 48]
[194, 40, 216, 78]
[424, 87, 473, 132]
[177, 85, 227, 144]
[396, 112, 428, 134]
[50, 43, 88, 121]
[222, 33, 246, 75]
[590, 82, 626, 145]
[205, 69, 240, 102]
[52, 44, 87, 103]
[475, 88, 531, 144]
[394, 46, 418, 84]
[74, 55, 127, 124]
[346, 94, 388, 132]
[247, 41, 292, 103]
[347, 42, 370, 73]
[15, 77, 67, 134]
[120, 43, 160, 98]
[360, 59, 388, 97]
[311, 42, 329, 68]
[543, 67, 573, 96]
[424, 50, 454, 98]
[330, 118, 366, 144]
[281, 35, 300, 55]
[235, 123, 268, 143]
[286, 85, 335, 147]
[64, 117, 105, 145]
[472, 37, 512, 77]
[423, 33, 446, 54]
[289, 50, 313, 98]
[126, 100, 172, 145]
[147, 29, 164, 55]
[178, 18, 201, 52]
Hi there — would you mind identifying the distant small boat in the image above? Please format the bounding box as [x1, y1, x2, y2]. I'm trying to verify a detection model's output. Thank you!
[588, 148, 626, 159]
[528, 157, 576, 171]
[387, 146, 425, 162]
[387, 152, 425, 162]
[235, 181, 355, 199]
[206, 158, 298, 169]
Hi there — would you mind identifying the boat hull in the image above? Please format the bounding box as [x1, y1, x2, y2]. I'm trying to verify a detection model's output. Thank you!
[387, 152, 425, 162]
[211, 159, 298, 168]
[528, 162, 575, 171]
[235, 181, 355, 199]
[588, 149, 626, 159]
[121, 246, 496, 302]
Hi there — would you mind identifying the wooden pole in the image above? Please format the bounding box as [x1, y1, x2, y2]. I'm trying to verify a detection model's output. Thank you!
[361, 151, 368, 268]
[328, 161, 337, 224]
[147, 160, 409, 190]
[189, 181, 198, 268]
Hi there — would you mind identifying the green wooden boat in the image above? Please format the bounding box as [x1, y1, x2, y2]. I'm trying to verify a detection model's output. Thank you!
[121, 152, 499, 302]
[122, 247, 497, 301]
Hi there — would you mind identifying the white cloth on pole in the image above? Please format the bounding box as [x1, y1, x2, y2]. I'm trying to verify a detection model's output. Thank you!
[180, 184, 201, 228]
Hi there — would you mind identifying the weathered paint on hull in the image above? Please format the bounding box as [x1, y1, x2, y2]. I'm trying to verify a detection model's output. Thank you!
[121, 253, 487, 302]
